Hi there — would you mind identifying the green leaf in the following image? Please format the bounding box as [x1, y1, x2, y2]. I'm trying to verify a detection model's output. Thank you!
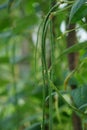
[69, 0, 87, 23]
[71, 4, 87, 23]
[71, 85, 87, 110]
[59, 41, 87, 58]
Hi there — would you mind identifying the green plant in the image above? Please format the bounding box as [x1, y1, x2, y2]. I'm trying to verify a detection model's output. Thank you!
[41, 0, 87, 130]
[0, 0, 87, 130]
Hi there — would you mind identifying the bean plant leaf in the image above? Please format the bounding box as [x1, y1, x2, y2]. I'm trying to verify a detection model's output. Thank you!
[71, 4, 87, 23]
[69, 0, 87, 23]
[71, 85, 87, 110]
[59, 41, 87, 58]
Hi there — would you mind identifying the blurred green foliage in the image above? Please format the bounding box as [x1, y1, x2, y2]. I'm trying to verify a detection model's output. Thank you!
[0, 0, 87, 130]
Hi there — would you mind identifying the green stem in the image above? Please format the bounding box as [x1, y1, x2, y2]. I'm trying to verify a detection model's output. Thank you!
[41, 1, 74, 129]
[49, 9, 54, 130]
[41, 2, 59, 129]
[49, 80, 87, 117]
